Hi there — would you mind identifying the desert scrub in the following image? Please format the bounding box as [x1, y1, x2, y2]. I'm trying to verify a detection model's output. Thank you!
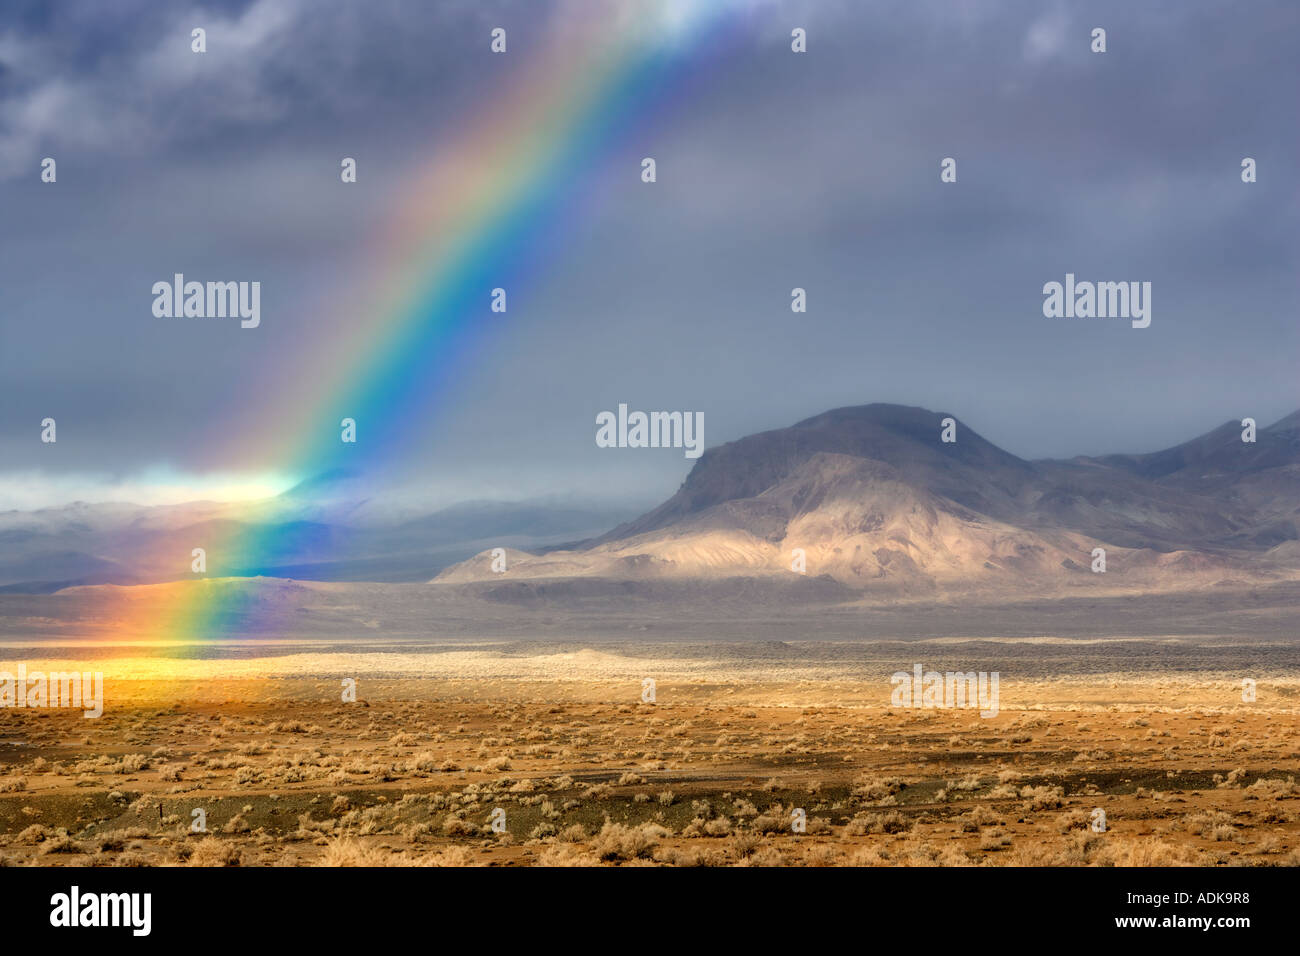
[1019, 785, 1065, 811]
[535, 843, 600, 867]
[39, 833, 84, 855]
[844, 811, 912, 836]
[852, 775, 905, 803]
[187, 837, 241, 867]
[590, 821, 669, 861]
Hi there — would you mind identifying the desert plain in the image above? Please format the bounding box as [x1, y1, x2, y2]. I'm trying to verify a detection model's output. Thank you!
[2, 634, 1297, 867]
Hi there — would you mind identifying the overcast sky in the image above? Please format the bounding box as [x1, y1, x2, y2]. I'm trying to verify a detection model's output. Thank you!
[1, 0, 1297, 510]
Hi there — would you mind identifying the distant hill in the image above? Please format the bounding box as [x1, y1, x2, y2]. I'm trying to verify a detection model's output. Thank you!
[0, 491, 639, 592]
[438, 404, 1300, 596]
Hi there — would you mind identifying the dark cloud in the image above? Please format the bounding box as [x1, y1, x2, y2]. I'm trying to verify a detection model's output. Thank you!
[1, 0, 1296, 507]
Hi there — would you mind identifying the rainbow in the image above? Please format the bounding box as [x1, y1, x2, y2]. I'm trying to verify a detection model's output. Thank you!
[112, 1, 745, 644]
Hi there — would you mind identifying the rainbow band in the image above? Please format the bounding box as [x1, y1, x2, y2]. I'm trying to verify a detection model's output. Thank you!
[127, 2, 737, 643]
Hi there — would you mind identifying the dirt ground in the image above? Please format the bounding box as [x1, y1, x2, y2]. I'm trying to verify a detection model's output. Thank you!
[2, 660, 1298, 866]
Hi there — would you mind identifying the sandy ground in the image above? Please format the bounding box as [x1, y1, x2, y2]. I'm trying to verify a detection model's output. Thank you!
[1, 639, 1298, 867]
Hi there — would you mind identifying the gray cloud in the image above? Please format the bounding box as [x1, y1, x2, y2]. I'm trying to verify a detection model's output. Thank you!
[1, 0, 1296, 507]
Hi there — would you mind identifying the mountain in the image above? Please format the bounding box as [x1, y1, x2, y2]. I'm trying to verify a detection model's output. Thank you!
[0, 490, 641, 592]
[437, 404, 1300, 597]
[1095, 411, 1300, 485]
[5, 404, 1296, 600]
[598, 405, 1038, 540]
[1040, 411, 1300, 550]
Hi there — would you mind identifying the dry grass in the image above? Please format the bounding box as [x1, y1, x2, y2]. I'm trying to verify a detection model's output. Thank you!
[0, 670, 1297, 866]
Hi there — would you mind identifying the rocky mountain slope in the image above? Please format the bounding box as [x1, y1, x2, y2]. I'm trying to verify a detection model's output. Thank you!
[437, 404, 1300, 596]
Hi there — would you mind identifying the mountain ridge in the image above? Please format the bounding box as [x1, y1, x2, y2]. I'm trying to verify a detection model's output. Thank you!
[439, 403, 1300, 595]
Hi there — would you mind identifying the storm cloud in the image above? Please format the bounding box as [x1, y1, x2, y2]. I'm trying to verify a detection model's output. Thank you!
[1, 0, 1296, 508]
